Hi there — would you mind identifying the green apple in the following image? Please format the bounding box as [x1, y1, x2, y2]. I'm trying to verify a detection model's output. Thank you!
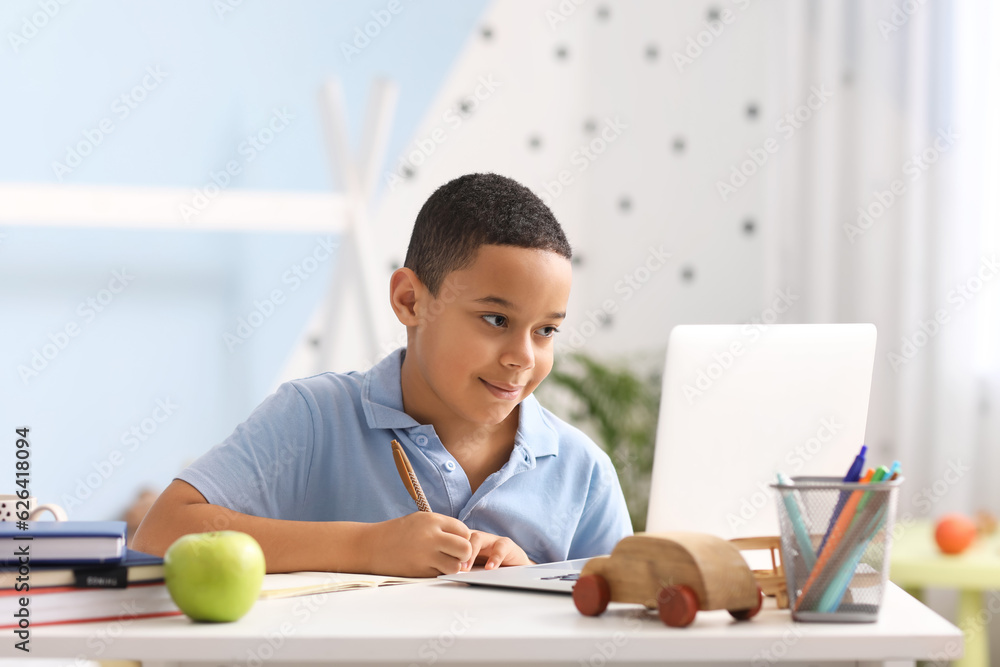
[164, 531, 266, 622]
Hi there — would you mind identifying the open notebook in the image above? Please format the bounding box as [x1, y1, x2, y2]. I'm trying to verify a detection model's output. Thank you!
[259, 571, 427, 599]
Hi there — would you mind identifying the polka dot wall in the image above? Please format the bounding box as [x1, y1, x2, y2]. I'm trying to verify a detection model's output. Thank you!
[343, 0, 781, 361]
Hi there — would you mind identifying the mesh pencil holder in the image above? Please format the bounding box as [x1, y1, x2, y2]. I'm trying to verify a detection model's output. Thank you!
[771, 475, 902, 622]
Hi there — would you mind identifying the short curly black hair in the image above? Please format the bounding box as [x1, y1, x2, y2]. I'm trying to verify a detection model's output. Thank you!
[404, 173, 572, 296]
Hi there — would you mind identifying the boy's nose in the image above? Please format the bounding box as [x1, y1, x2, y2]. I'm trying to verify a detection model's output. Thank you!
[501, 332, 535, 370]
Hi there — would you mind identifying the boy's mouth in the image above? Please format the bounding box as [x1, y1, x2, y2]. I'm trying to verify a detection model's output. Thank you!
[480, 379, 523, 401]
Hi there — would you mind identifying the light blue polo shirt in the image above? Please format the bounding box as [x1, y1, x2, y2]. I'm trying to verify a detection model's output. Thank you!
[177, 347, 633, 563]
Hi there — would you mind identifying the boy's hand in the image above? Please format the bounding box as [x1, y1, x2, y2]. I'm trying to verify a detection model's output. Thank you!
[368, 512, 473, 577]
[462, 530, 533, 571]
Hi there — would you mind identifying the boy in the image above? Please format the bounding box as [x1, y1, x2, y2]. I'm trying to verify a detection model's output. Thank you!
[133, 173, 632, 577]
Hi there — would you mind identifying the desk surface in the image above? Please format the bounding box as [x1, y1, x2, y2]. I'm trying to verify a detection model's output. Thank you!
[11, 581, 960, 665]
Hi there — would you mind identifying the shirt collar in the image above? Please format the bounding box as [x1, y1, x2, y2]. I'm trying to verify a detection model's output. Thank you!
[361, 347, 560, 459]
[514, 393, 560, 459]
[361, 347, 421, 429]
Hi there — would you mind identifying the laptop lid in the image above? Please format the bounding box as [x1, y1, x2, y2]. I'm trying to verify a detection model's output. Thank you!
[645, 323, 877, 539]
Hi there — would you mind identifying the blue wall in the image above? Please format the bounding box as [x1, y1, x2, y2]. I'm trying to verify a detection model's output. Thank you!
[0, 0, 488, 521]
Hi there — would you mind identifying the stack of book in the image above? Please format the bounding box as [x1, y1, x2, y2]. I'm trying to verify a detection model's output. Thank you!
[0, 520, 182, 627]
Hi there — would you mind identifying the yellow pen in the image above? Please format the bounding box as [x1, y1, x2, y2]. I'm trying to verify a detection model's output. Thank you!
[391, 439, 432, 512]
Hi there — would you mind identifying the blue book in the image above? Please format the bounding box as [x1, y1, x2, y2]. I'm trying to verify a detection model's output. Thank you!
[0, 520, 126, 565]
[0, 548, 163, 589]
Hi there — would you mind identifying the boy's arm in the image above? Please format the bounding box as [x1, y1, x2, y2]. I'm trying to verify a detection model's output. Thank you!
[132, 479, 371, 573]
[132, 479, 475, 576]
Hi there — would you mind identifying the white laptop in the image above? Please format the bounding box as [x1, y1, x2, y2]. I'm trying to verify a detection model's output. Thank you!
[439, 323, 878, 593]
[645, 323, 877, 539]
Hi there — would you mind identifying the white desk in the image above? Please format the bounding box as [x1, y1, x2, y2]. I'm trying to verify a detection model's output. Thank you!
[9, 582, 960, 666]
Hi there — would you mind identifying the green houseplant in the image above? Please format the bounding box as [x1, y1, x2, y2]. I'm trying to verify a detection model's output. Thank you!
[539, 351, 662, 532]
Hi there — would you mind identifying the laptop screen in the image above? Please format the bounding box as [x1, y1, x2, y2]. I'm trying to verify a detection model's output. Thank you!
[645, 324, 877, 540]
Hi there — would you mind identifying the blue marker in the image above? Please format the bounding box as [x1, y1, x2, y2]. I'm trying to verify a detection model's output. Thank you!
[816, 444, 867, 558]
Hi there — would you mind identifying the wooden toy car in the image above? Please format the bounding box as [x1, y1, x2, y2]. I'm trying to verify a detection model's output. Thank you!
[572, 532, 765, 627]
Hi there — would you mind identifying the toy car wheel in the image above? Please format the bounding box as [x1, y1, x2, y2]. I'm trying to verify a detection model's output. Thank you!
[657, 584, 699, 627]
[573, 574, 611, 616]
[729, 585, 764, 621]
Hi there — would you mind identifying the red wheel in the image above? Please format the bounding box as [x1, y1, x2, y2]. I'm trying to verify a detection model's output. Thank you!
[573, 574, 611, 617]
[729, 585, 764, 621]
[657, 584, 699, 627]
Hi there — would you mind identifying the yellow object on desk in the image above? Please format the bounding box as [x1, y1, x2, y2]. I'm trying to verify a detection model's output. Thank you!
[890, 519, 1000, 667]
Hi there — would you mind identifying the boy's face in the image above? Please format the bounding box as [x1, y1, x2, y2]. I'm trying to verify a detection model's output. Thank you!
[398, 244, 572, 430]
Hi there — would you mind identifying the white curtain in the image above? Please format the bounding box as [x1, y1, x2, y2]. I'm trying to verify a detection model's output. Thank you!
[766, 0, 999, 518]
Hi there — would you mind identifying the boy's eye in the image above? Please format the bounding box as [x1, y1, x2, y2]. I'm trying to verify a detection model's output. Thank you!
[536, 326, 560, 338]
[482, 314, 507, 328]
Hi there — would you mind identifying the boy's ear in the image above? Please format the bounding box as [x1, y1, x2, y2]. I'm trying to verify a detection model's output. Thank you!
[389, 267, 425, 327]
